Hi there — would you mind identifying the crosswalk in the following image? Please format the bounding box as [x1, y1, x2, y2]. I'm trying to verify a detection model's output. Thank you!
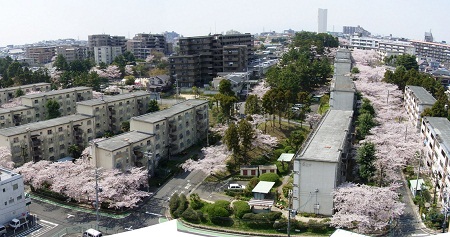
[15, 220, 58, 237]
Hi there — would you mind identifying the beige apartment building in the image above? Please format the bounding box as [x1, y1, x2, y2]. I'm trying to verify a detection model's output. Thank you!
[0, 114, 94, 164]
[0, 106, 37, 128]
[90, 131, 155, 173]
[0, 83, 51, 105]
[21, 87, 92, 120]
[404, 85, 436, 129]
[25, 46, 56, 65]
[130, 100, 209, 161]
[76, 91, 155, 136]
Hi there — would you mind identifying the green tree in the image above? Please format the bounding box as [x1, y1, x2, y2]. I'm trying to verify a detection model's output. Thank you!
[169, 193, 180, 216]
[46, 99, 61, 119]
[359, 98, 375, 116]
[223, 123, 240, 160]
[351, 67, 360, 74]
[233, 201, 251, 219]
[54, 54, 69, 71]
[192, 86, 199, 98]
[147, 99, 160, 113]
[395, 54, 419, 71]
[289, 130, 305, 150]
[124, 75, 135, 85]
[262, 89, 276, 128]
[15, 88, 24, 97]
[356, 142, 376, 183]
[219, 79, 235, 96]
[68, 144, 81, 158]
[238, 119, 254, 157]
[357, 113, 375, 139]
[121, 121, 130, 132]
[245, 94, 260, 115]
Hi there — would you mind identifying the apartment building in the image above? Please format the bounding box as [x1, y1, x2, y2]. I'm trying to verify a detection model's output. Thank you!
[76, 91, 155, 136]
[55, 45, 88, 62]
[126, 33, 166, 60]
[0, 168, 31, 225]
[377, 41, 415, 60]
[88, 34, 126, 54]
[334, 48, 352, 76]
[21, 87, 93, 121]
[329, 75, 356, 111]
[0, 114, 94, 164]
[25, 46, 55, 64]
[404, 85, 436, 129]
[410, 40, 450, 64]
[343, 25, 370, 37]
[93, 46, 122, 65]
[420, 117, 450, 207]
[0, 83, 51, 104]
[0, 106, 36, 128]
[292, 109, 354, 216]
[318, 8, 327, 33]
[90, 131, 155, 173]
[169, 33, 254, 86]
[130, 100, 209, 161]
[223, 45, 248, 72]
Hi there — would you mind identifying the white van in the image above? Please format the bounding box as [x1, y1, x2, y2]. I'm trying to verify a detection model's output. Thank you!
[228, 183, 245, 190]
[83, 229, 102, 237]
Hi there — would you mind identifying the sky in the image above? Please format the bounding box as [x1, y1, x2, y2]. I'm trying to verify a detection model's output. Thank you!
[1, 0, 450, 47]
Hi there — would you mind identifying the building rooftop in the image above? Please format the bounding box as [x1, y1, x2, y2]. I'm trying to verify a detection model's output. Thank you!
[296, 110, 353, 162]
[331, 75, 355, 92]
[277, 153, 295, 162]
[77, 91, 151, 106]
[132, 99, 208, 124]
[0, 114, 92, 137]
[95, 131, 154, 151]
[0, 83, 50, 93]
[21, 87, 92, 99]
[0, 105, 33, 114]
[0, 167, 21, 183]
[252, 181, 275, 194]
[406, 85, 436, 105]
[423, 117, 450, 152]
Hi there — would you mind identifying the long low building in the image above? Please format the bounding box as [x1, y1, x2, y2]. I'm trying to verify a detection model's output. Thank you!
[0, 83, 51, 105]
[404, 85, 436, 129]
[0, 114, 94, 164]
[130, 100, 208, 161]
[329, 75, 356, 111]
[0, 106, 37, 129]
[91, 131, 155, 173]
[293, 109, 353, 216]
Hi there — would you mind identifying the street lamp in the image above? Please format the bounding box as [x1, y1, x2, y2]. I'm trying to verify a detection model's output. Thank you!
[94, 167, 102, 230]
[415, 151, 422, 197]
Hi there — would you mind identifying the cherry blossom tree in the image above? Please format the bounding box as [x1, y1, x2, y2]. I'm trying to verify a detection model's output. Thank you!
[249, 80, 270, 98]
[90, 65, 121, 79]
[181, 144, 230, 174]
[252, 129, 278, 150]
[125, 65, 134, 76]
[331, 182, 405, 234]
[0, 147, 14, 169]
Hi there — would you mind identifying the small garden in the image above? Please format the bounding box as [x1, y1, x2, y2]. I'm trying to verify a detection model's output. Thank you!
[170, 192, 334, 235]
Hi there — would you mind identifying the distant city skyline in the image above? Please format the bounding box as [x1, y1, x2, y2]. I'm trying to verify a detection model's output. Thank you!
[1, 0, 450, 47]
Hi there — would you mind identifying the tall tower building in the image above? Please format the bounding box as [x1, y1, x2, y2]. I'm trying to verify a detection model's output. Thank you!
[318, 8, 328, 33]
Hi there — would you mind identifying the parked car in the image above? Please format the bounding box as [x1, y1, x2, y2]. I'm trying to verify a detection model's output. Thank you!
[9, 217, 28, 229]
[83, 229, 103, 237]
[228, 183, 246, 190]
[0, 225, 6, 237]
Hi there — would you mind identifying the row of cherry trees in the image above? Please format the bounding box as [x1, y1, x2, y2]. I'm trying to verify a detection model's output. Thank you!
[331, 49, 422, 233]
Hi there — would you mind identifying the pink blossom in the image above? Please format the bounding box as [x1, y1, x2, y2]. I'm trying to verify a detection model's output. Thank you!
[249, 80, 270, 98]
[0, 147, 14, 169]
[181, 144, 231, 174]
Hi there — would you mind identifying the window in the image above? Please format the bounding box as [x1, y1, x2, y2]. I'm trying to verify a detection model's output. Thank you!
[47, 130, 52, 135]
[95, 107, 99, 112]
[87, 120, 91, 125]
[147, 140, 151, 145]
[0, 116, 4, 120]
[87, 128, 92, 133]
[60, 144, 65, 149]
[12, 183, 18, 190]
[13, 137, 19, 143]
[17, 195, 22, 201]
[34, 100, 38, 104]
[9, 199, 13, 204]
[58, 127, 63, 132]
[49, 147, 54, 153]
[155, 124, 160, 130]
[96, 123, 100, 128]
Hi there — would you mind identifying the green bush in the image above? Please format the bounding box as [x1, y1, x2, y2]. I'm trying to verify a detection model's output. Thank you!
[225, 189, 244, 197]
[295, 220, 308, 231]
[307, 220, 328, 233]
[351, 67, 360, 74]
[259, 172, 280, 186]
[276, 161, 289, 176]
[189, 193, 204, 210]
[206, 204, 231, 225]
[169, 193, 180, 216]
[182, 207, 200, 223]
[242, 211, 283, 229]
[233, 201, 251, 219]
[282, 182, 293, 198]
[173, 194, 188, 218]
[214, 200, 232, 215]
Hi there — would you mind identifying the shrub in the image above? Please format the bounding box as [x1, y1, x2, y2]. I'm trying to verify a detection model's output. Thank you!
[242, 212, 283, 229]
[307, 219, 328, 233]
[295, 220, 308, 231]
[189, 193, 204, 210]
[351, 67, 360, 74]
[182, 207, 200, 223]
[259, 173, 280, 186]
[214, 200, 232, 215]
[206, 204, 231, 225]
[173, 194, 188, 218]
[169, 193, 180, 216]
[233, 201, 251, 219]
[276, 161, 289, 176]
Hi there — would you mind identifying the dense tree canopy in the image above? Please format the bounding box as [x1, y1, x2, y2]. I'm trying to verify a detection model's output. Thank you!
[0, 57, 50, 87]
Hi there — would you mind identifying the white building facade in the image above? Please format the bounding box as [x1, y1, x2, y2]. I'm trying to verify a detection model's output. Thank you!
[0, 168, 30, 225]
[404, 85, 436, 129]
[318, 8, 327, 33]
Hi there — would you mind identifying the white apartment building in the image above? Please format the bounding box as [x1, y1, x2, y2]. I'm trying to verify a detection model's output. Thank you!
[411, 40, 450, 64]
[130, 100, 209, 161]
[293, 109, 353, 216]
[94, 46, 122, 65]
[0, 114, 94, 164]
[318, 8, 327, 33]
[420, 117, 450, 207]
[0, 83, 51, 105]
[91, 131, 155, 174]
[349, 35, 379, 50]
[0, 106, 36, 129]
[377, 41, 415, 60]
[77, 92, 156, 136]
[21, 87, 92, 120]
[0, 168, 31, 225]
[404, 85, 436, 129]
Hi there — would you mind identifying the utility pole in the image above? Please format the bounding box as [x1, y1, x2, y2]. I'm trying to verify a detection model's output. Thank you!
[95, 168, 100, 230]
[287, 190, 292, 237]
[415, 151, 421, 197]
